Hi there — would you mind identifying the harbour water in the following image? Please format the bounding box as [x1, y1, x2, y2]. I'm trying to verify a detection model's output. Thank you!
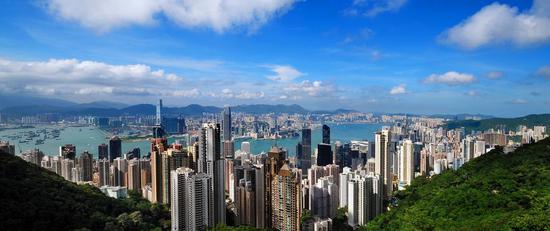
[0, 123, 386, 158]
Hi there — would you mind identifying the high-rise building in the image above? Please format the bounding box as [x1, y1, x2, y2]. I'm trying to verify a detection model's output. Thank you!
[79, 151, 93, 182]
[60, 158, 75, 181]
[151, 137, 168, 203]
[322, 125, 330, 144]
[311, 176, 338, 219]
[112, 157, 128, 187]
[198, 123, 225, 225]
[375, 129, 392, 199]
[21, 149, 44, 166]
[109, 136, 122, 160]
[241, 141, 251, 154]
[347, 171, 383, 226]
[98, 158, 110, 186]
[222, 106, 232, 141]
[98, 143, 108, 160]
[128, 158, 141, 191]
[223, 140, 234, 159]
[234, 163, 261, 228]
[140, 158, 151, 191]
[301, 128, 312, 174]
[171, 167, 213, 231]
[156, 99, 163, 126]
[462, 137, 475, 162]
[316, 143, 333, 166]
[271, 163, 302, 231]
[398, 139, 414, 188]
[60, 144, 76, 160]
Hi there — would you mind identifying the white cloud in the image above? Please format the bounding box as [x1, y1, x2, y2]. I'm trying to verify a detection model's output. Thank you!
[510, 99, 528, 104]
[348, 0, 408, 17]
[0, 58, 196, 99]
[424, 71, 476, 86]
[46, 0, 298, 33]
[486, 71, 504, 80]
[389, 84, 406, 95]
[267, 65, 305, 82]
[217, 88, 264, 100]
[536, 65, 550, 79]
[440, 0, 550, 49]
[466, 90, 478, 96]
[284, 80, 334, 98]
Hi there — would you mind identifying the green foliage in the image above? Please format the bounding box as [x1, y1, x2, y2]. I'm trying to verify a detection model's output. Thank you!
[0, 152, 170, 231]
[445, 114, 550, 133]
[333, 207, 353, 231]
[301, 209, 313, 224]
[365, 138, 550, 230]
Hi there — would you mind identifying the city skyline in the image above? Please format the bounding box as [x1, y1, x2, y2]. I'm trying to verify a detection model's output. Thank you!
[1, 0, 550, 117]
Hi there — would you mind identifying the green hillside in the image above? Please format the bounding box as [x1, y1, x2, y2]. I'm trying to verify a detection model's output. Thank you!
[0, 151, 170, 231]
[445, 114, 550, 133]
[365, 138, 550, 230]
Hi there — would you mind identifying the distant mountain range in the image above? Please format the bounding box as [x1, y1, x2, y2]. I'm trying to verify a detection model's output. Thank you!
[0, 95, 356, 117]
[445, 114, 550, 133]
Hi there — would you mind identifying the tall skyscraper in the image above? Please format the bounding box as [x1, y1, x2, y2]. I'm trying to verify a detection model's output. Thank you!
[171, 167, 212, 231]
[128, 158, 141, 192]
[223, 140, 234, 159]
[222, 106, 232, 141]
[322, 125, 330, 144]
[398, 139, 414, 188]
[156, 99, 163, 126]
[234, 163, 261, 228]
[109, 136, 122, 161]
[98, 143, 108, 160]
[151, 137, 168, 203]
[316, 143, 333, 166]
[198, 123, 225, 225]
[98, 158, 110, 186]
[79, 151, 93, 182]
[375, 129, 392, 200]
[300, 128, 312, 174]
[112, 157, 128, 187]
[271, 163, 302, 231]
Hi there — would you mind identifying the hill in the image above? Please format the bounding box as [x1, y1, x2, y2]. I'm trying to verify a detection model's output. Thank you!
[366, 138, 550, 230]
[0, 102, 355, 118]
[445, 114, 550, 133]
[0, 151, 170, 230]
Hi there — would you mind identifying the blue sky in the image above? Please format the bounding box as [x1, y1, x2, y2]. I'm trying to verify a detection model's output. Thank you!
[0, 0, 549, 117]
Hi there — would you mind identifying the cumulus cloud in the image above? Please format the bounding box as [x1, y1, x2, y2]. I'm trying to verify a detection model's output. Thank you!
[283, 80, 334, 98]
[347, 0, 408, 17]
[440, 0, 550, 49]
[389, 84, 406, 95]
[46, 0, 298, 33]
[536, 65, 550, 79]
[424, 71, 476, 86]
[267, 65, 305, 82]
[217, 88, 265, 99]
[0, 58, 197, 99]
[486, 71, 504, 80]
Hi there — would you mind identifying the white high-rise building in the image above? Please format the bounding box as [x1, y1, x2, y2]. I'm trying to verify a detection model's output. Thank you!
[346, 171, 383, 227]
[375, 129, 392, 199]
[398, 139, 414, 188]
[171, 167, 212, 231]
[339, 167, 352, 208]
[474, 140, 486, 158]
[241, 141, 251, 154]
[98, 158, 110, 186]
[198, 123, 225, 226]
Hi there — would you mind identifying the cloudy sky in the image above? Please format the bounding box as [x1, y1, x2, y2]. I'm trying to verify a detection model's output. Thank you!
[0, 0, 549, 117]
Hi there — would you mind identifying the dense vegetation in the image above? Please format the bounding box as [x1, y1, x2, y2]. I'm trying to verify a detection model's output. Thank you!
[366, 138, 550, 230]
[445, 114, 550, 133]
[0, 151, 170, 231]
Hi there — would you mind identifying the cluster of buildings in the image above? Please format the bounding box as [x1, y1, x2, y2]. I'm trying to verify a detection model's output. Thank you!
[4, 100, 549, 231]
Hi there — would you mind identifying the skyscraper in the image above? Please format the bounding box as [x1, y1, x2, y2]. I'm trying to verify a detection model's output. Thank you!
[98, 158, 110, 186]
[271, 163, 302, 231]
[109, 136, 122, 161]
[198, 123, 225, 225]
[222, 106, 232, 141]
[79, 151, 93, 182]
[128, 158, 141, 192]
[316, 143, 333, 166]
[156, 99, 163, 126]
[98, 143, 108, 160]
[398, 139, 414, 188]
[322, 125, 330, 144]
[112, 157, 128, 187]
[300, 128, 312, 174]
[151, 137, 168, 203]
[375, 129, 392, 200]
[171, 167, 212, 231]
